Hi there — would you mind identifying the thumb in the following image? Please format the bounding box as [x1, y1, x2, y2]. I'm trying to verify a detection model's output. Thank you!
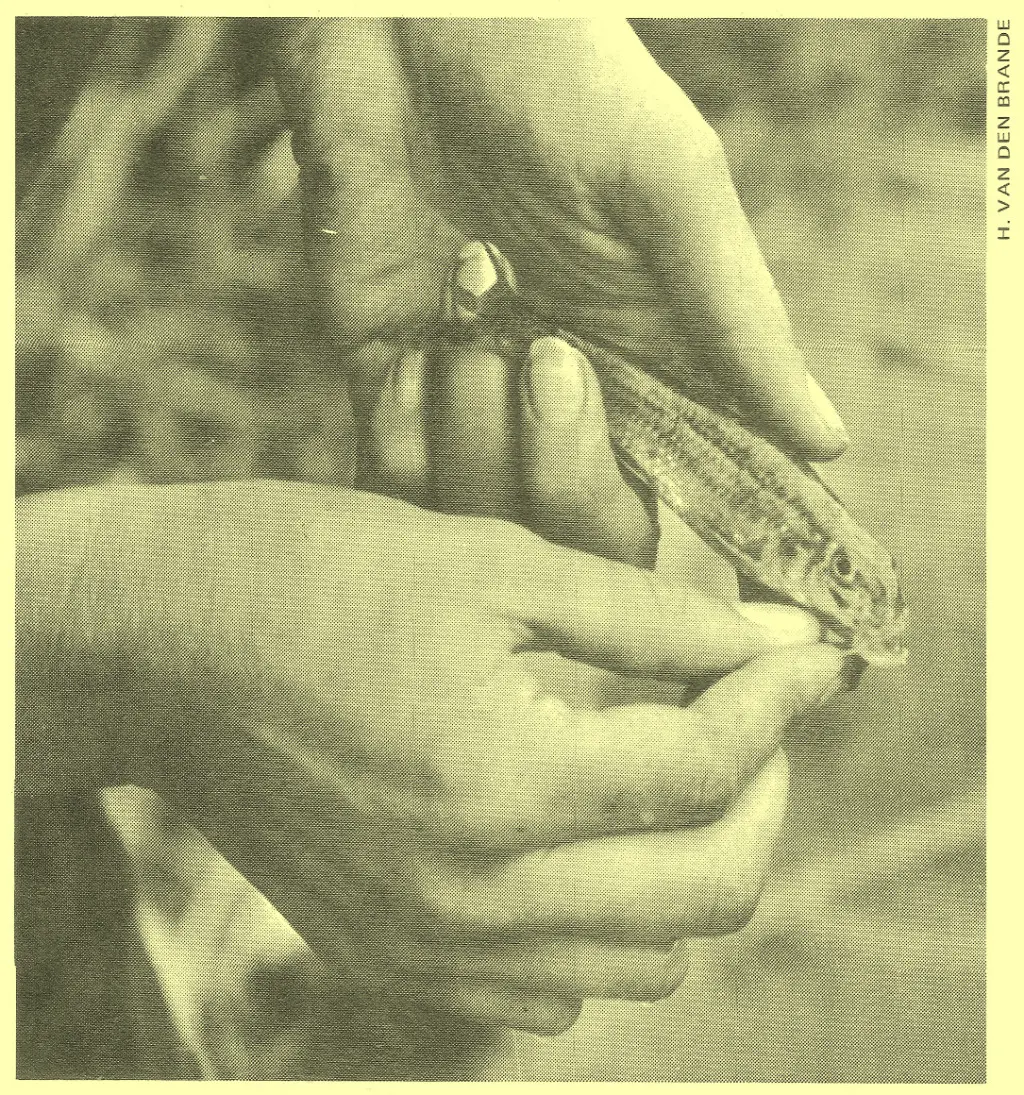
[518, 335, 659, 567]
[615, 96, 849, 459]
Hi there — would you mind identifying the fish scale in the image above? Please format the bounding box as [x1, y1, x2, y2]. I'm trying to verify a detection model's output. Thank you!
[445, 242, 908, 667]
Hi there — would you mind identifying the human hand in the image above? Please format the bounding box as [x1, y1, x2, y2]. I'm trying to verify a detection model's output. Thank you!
[360, 330, 665, 565]
[273, 17, 849, 462]
[351, 311, 834, 1038]
[16, 481, 849, 1034]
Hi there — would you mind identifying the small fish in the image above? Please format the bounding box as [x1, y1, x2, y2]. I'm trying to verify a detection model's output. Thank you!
[444, 241, 908, 667]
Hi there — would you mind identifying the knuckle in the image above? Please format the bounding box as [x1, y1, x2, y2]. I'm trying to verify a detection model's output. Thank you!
[425, 729, 531, 832]
[445, 756, 552, 854]
[596, 783, 634, 826]
[665, 106, 728, 170]
[427, 899, 485, 940]
[451, 799, 537, 854]
[655, 108, 728, 172]
[440, 798, 500, 851]
[641, 102, 727, 182]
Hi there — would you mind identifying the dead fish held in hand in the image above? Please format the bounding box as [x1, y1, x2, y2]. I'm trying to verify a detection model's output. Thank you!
[443, 241, 908, 667]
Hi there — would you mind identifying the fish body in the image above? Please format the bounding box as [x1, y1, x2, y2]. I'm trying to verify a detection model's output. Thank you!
[445, 242, 908, 667]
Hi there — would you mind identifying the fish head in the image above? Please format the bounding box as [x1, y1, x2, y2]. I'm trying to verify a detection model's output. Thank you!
[804, 522, 908, 666]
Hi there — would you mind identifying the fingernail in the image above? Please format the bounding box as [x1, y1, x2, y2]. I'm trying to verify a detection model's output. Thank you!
[527, 337, 587, 426]
[456, 241, 498, 298]
[733, 602, 821, 645]
[392, 351, 424, 411]
[806, 374, 849, 442]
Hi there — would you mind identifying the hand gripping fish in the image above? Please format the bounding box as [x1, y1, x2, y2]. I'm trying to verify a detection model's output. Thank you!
[443, 241, 907, 667]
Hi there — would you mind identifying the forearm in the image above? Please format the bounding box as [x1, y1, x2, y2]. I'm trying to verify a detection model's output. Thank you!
[15, 484, 202, 793]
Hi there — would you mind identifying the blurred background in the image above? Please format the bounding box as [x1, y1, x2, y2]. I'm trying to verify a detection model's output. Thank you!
[16, 18, 984, 1082]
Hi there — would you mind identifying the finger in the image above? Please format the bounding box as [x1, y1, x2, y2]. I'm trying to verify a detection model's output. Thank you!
[268, 949, 586, 1035]
[530, 646, 839, 837]
[616, 102, 849, 460]
[411, 983, 584, 1036]
[519, 335, 658, 567]
[357, 349, 431, 502]
[425, 339, 520, 518]
[378, 939, 687, 1003]
[457, 645, 844, 850]
[689, 642, 855, 734]
[511, 538, 822, 678]
[462, 749, 791, 943]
